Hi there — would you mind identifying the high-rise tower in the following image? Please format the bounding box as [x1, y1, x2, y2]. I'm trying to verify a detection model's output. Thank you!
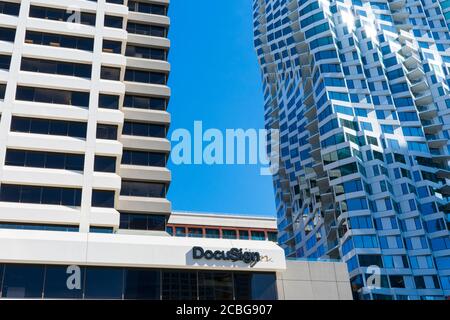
[0, 0, 171, 235]
[253, 0, 450, 299]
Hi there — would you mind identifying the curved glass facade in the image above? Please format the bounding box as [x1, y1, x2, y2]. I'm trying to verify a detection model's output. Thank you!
[253, 0, 450, 300]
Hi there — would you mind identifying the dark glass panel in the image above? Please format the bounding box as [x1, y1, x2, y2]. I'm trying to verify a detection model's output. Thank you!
[124, 268, 160, 300]
[2, 264, 44, 298]
[161, 270, 197, 300]
[84, 267, 123, 299]
[44, 265, 84, 299]
[198, 272, 233, 300]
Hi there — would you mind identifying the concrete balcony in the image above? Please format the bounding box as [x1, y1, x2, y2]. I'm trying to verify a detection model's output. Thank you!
[414, 91, 433, 106]
[417, 104, 438, 120]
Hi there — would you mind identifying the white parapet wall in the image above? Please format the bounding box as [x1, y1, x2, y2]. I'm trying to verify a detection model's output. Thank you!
[276, 260, 353, 300]
[0, 229, 286, 272]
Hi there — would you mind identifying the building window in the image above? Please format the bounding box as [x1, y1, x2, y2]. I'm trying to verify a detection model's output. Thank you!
[101, 66, 121, 81]
[123, 94, 167, 111]
[89, 227, 114, 234]
[102, 39, 122, 54]
[198, 272, 233, 300]
[251, 231, 266, 241]
[0, 184, 82, 206]
[267, 232, 278, 242]
[234, 273, 277, 300]
[16, 86, 90, 107]
[0, 83, 6, 100]
[389, 275, 405, 288]
[124, 268, 160, 300]
[20, 57, 92, 79]
[127, 22, 167, 37]
[94, 156, 116, 173]
[120, 180, 166, 198]
[239, 230, 249, 240]
[84, 267, 123, 299]
[121, 150, 166, 167]
[91, 190, 115, 208]
[222, 229, 237, 239]
[0, 222, 78, 232]
[96, 124, 118, 140]
[5, 149, 85, 171]
[29, 5, 96, 26]
[119, 213, 166, 231]
[10, 116, 87, 139]
[166, 226, 173, 235]
[188, 228, 203, 238]
[122, 121, 166, 138]
[205, 228, 220, 238]
[1, 264, 45, 298]
[162, 270, 197, 300]
[25, 31, 94, 51]
[98, 94, 119, 110]
[124, 69, 167, 84]
[0, 1, 20, 16]
[125, 45, 167, 60]
[0, 27, 16, 42]
[44, 265, 84, 299]
[414, 276, 426, 289]
[128, 1, 167, 15]
[175, 227, 185, 237]
[104, 15, 123, 29]
[0, 54, 11, 70]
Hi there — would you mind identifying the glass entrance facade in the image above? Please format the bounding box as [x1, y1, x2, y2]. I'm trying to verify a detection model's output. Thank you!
[0, 264, 278, 300]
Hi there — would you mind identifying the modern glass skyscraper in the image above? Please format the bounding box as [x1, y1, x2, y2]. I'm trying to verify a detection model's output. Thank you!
[253, 0, 450, 299]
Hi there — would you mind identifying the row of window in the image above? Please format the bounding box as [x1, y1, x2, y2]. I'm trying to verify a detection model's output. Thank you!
[0, 264, 277, 300]
[0, 1, 19, 16]
[0, 184, 82, 207]
[10, 117, 167, 140]
[124, 69, 167, 85]
[0, 181, 164, 208]
[29, 5, 96, 26]
[2, 83, 166, 111]
[127, 1, 167, 16]
[106, 42, 168, 60]
[0, 0, 168, 18]
[125, 44, 167, 61]
[0, 181, 166, 207]
[119, 213, 166, 231]
[166, 226, 278, 242]
[5, 148, 166, 172]
[21, 57, 92, 79]
[5, 149, 85, 171]
[0, 184, 115, 208]
[16, 86, 90, 107]
[120, 180, 166, 198]
[21, 25, 167, 53]
[0, 222, 78, 232]
[3, 224, 112, 234]
[127, 22, 167, 38]
[18, 58, 166, 84]
[29, 4, 167, 29]
[122, 150, 167, 167]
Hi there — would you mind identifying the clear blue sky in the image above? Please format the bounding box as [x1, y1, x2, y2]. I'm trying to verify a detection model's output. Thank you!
[166, 0, 276, 217]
